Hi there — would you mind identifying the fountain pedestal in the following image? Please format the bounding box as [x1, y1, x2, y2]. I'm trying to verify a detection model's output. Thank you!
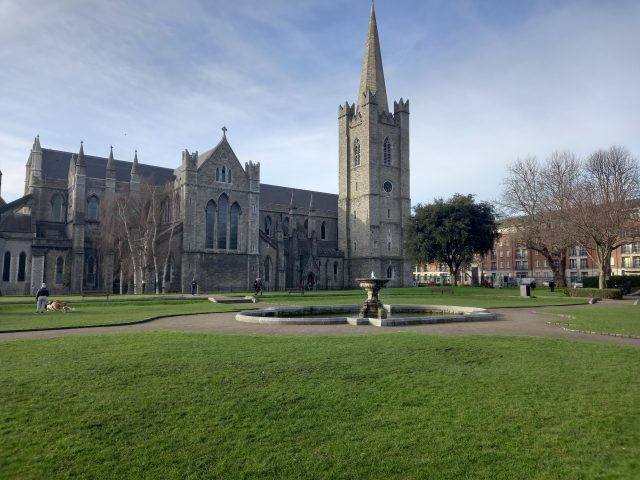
[356, 278, 390, 319]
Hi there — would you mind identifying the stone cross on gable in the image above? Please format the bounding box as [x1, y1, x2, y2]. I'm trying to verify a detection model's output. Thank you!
[222, 126, 227, 137]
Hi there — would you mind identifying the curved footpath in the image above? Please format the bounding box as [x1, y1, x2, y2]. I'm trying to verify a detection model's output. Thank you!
[0, 299, 638, 346]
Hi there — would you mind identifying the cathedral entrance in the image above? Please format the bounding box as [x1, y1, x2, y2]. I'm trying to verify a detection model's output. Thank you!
[306, 273, 316, 291]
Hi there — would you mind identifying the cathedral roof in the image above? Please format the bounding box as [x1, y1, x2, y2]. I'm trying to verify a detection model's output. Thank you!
[40, 148, 175, 185]
[260, 183, 338, 213]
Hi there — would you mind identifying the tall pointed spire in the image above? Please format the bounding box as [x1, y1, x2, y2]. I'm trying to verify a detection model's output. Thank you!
[358, 1, 388, 112]
[106, 146, 115, 176]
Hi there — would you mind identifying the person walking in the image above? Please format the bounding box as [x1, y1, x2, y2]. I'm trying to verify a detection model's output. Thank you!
[191, 278, 197, 295]
[35, 283, 49, 313]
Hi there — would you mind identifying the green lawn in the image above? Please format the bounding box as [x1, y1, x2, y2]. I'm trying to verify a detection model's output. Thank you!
[547, 305, 640, 336]
[0, 333, 638, 479]
[259, 286, 586, 308]
[0, 300, 241, 332]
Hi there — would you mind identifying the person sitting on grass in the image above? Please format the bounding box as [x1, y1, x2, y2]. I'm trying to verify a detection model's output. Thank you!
[35, 283, 49, 314]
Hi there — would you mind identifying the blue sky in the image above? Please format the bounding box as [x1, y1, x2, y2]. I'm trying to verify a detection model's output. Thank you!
[1, 0, 639, 205]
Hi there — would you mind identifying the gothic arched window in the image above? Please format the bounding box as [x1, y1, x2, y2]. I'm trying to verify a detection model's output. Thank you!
[216, 168, 220, 182]
[17, 252, 26, 282]
[383, 137, 391, 165]
[51, 194, 64, 222]
[264, 216, 272, 236]
[304, 219, 309, 236]
[227, 170, 231, 183]
[217, 194, 228, 249]
[221, 166, 226, 183]
[321, 221, 326, 240]
[387, 265, 393, 279]
[353, 139, 361, 167]
[283, 217, 289, 237]
[230, 203, 240, 250]
[160, 198, 171, 224]
[2, 252, 10, 281]
[87, 196, 99, 221]
[264, 256, 271, 282]
[205, 200, 215, 249]
[56, 256, 64, 284]
[333, 261, 338, 278]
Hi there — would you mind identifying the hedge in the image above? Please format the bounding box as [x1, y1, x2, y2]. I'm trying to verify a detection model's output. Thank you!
[583, 276, 640, 289]
[563, 288, 623, 299]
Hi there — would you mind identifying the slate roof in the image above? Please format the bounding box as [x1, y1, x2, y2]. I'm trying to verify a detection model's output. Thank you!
[0, 214, 32, 233]
[41, 149, 175, 185]
[260, 183, 338, 213]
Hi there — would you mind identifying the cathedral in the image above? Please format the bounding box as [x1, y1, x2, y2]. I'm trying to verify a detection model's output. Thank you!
[0, 4, 412, 295]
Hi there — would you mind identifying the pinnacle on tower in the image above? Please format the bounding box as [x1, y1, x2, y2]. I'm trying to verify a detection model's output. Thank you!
[358, 1, 389, 112]
[33, 134, 42, 152]
[76, 141, 86, 167]
[131, 150, 139, 174]
[107, 146, 115, 168]
[289, 190, 296, 210]
[308, 192, 315, 212]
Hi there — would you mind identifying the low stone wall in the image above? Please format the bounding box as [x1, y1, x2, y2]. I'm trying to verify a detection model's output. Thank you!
[235, 304, 496, 327]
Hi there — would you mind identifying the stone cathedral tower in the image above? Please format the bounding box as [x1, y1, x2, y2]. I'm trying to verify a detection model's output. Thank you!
[338, 3, 412, 287]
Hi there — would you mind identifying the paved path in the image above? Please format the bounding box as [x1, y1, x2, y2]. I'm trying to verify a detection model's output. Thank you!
[1, 299, 638, 346]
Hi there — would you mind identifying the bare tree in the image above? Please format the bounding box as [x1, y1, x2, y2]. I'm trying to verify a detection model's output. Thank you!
[100, 180, 180, 295]
[500, 153, 578, 287]
[502, 146, 640, 289]
[568, 146, 640, 288]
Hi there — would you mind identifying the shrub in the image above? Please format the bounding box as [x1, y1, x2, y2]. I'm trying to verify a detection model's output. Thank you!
[563, 288, 623, 299]
[583, 276, 640, 289]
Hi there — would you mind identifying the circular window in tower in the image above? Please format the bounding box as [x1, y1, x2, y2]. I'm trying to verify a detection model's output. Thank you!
[383, 180, 393, 193]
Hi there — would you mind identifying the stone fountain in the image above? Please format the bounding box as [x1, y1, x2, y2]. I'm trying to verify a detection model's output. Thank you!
[356, 272, 390, 319]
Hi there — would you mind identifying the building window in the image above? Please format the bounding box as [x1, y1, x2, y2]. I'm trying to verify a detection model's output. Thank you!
[622, 257, 632, 268]
[221, 166, 226, 183]
[387, 265, 393, 278]
[569, 259, 577, 269]
[354, 241, 357, 252]
[387, 208, 390, 219]
[17, 252, 26, 282]
[321, 221, 326, 240]
[304, 219, 308, 236]
[634, 257, 640, 268]
[205, 200, 215, 249]
[51, 194, 64, 222]
[217, 194, 228, 249]
[580, 258, 589, 269]
[283, 217, 289, 237]
[230, 203, 240, 250]
[87, 196, 99, 221]
[383, 181, 393, 193]
[56, 257, 64, 284]
[86, 256, 96, 286]
[333, 262, 338, 279]
[2, 252, 10, 281]
[164, 257, 172, 282]
[264, 216, 272, 236]
[160, 199, 171, 224]
[216, 168, 220, 181]
[383, 137, 391, 165]
[264, 257, 271, 283]
[353, 139, 361, 167]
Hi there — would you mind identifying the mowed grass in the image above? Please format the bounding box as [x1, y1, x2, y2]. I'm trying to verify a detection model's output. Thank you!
[261, 286, 587, 308]
[0, 333, 638, 479]
[547, 305, 640, 336]
[0, 300, 241, 331]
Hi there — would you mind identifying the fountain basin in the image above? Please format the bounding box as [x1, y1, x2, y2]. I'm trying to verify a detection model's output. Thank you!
[235, 304, 496, 327]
